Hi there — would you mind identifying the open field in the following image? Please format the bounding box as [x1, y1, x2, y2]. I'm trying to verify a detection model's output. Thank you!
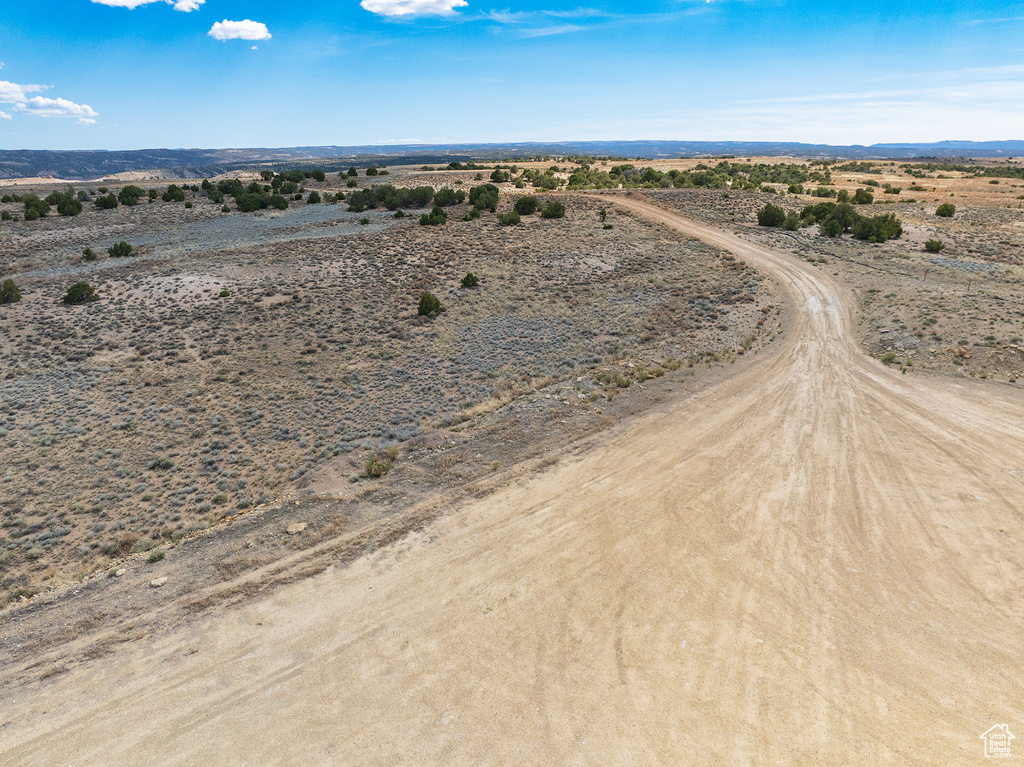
[1, 192, 1021, 765]
[0, 168, 774, 595]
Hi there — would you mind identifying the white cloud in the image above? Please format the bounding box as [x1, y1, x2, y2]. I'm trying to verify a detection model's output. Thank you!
[14, 96, 100, 121]
[0, 111, 10, 120]
[208, 19, 272, 41]
[0, 80, 48, 104]
[360, 0, 467, 18]
[90, 0, 204, 11]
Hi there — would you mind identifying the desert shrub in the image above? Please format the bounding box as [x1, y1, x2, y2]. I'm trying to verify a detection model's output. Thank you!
[269, 194, 288, 210]
[1, 211, 10, 220]
[514, 195, 538, 215]
[936, 203, 956, 217]
[148, 189, 159, 200]
[820, 219, 843, 237]
[118, 185, 145, 206]
[96, 193, 118, 209]
[218, 289, 230, 297]
[533, 174, 559, 190]
[883, 186, 901, 194]
[46, 190, 83, 216]
[852, 213, 902, 242]
[221, 205, 231, 213]
[433, 187, 466, 206]
[311, 169, 326, 182]
[346, 179, 358, 188]
[359, 217, 370, 225]
[782, 215, 800, 231]
[63, 282, 99, 305]
[490, 169, 512, 182]
[924, 239, 944, 253]
[148, 549, 166, 563]
[418, 291, 443, 316]
[82, 247, 96, 261]
[161, 184, 185, 202]
[836, 190, 850, 203]
[364, 458, 392, 477]
[236, 192, 263, 212]
[184, 201, 193, 209]
[366, 166, 379, 177]
[497, 210, 521, 225]
[469, 183, 499, 210]
[107, 241, 133, 258]
[811, 186, 836, 198]
[852, 188, 874, 204]
[788, 183, 804, 194]
[307, 190, 321, 204]
[347, 167, 358, 177]
[22, 194, 50, 218]
[0, 278, 21, 305]
[756, 203, 785, 227]
[419, 206, 448, 226]
[461, 272, 480, 288]
[540, 200, 566, 219]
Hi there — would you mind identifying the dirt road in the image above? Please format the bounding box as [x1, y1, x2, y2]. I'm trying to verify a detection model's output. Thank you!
[3, 199, 1022, 765]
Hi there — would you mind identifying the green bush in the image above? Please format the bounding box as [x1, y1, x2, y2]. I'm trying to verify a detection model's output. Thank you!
[1, 211, 10, 220]
[418, 291, 443, 316]
[924, 239, 944, 253]
[45, 190, 83, 216]
[469, 184, 499, 210]
[756, 203, 786, 227]
[218, 289, 230, 298]
[107, 241, 133, 258]
[540, 200, 566, 219]
[0, 278, 21, 305]
[22, 194, 50, 219]
[433, 188, 466, 206]
[936, 203, 956, 217]
[63, 282, 99, 305]
[419, 206, 448, 226]
[497, 210, 521, 225]
[782, 215, 800, 231]
[236, 192, 263, 212]
[311, 169, 326, 182]
[461, 272, 479, 288]
[82, 247, 96, 261]
[366, 167, 379, 177]
[307, 190, 321, 204]
[820, 219, 843, 237]
[852, 188, 874, 204]
[148, 549, 166, 563]
[347, 167, 358, 177]
[269, 194, 289, 210]
[118, 185, 145, 206]
[364, 458, 392, 477]
[852, 213, 902, 243]
[836, 190, 850, 203]
[514, 195, 538, 215]
[161, 184, 185, 202]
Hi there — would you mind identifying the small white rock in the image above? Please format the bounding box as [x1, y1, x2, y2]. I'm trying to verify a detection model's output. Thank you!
[150, 577, 167, 588]
[115, 568, 127, 577]
[287, 523, 307, 535]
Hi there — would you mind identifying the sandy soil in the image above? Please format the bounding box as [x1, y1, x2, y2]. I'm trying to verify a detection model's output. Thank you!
[2, 198, 1022, 765]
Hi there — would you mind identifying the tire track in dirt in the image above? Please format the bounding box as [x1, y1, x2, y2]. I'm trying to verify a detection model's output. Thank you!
[2, 197, 1022, 766]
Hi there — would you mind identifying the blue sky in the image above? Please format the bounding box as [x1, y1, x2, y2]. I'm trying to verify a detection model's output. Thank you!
[1, 0, 1022, 149]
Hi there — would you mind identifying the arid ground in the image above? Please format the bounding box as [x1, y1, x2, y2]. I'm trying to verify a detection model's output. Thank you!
[1, 163, 1023, 764]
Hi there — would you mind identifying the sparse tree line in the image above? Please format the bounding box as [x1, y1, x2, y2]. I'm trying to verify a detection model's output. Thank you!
[562, 160, 831, 192]
[758, 200, 955, 244]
